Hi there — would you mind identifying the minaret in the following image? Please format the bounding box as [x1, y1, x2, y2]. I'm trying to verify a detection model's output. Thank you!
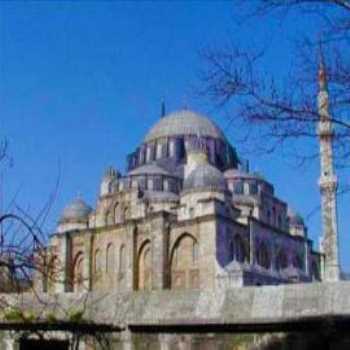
[317, 51, 340, 281]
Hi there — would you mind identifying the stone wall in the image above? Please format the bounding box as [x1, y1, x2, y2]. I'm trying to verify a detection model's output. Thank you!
[2, 331, 350, 350]
[2, 282, 350, 328]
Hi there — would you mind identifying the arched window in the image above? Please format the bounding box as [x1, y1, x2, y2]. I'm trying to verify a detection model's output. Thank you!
[147, 178, 154, 190]
[178, 138, 185, 159]
[153, 176, 162, 191]
[119, 245, 126, 275]
[170, 234, 199, 290]
[234, 181, 244, 194]
[146, 146, 152, 162]
[311, 261, 320, 281]
[228, 181, 234, 193]
[163, 179, 169, 192]
[105, 209, 113, 226]
[139, 148, 145, 164]
[233, 235, 246, 263]
[267, 210, 271, 224]
[137, 240, 152, 290]
[108, 180, 115, 194]
[256, 242, 271, 269]
[169, 140, 175, 157]
[114, 203, 122, 224]
[277, 215, 282, 229]
[272, 207, 276, 226]
[292, 253, 304, 270]
[275, 250, 288, 271]
[156, 143, 163, 159]
[172, 246, 178, 268]
[72, 252, 84, 293]
[106, 243, 115, 274]
[249, 183, 258, 195]
[138, 176, 146, 190]
[162, 142, 168, 158]
[94, 249, 102, 276]
[123, 207, 129, 222]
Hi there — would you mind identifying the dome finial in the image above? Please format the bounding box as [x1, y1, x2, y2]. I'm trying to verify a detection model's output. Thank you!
[160, 98, 166, 118]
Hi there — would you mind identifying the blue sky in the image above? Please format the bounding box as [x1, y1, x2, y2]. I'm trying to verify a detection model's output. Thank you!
[1, 1, 349, 270]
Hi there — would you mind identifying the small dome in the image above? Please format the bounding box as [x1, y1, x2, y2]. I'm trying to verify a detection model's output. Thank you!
[183, 164, 226, 192]
[144, 110, 226, 143]
[60, 198, 92, 223]
[128, 163, 171, 176]
[287, 208, 304, 226]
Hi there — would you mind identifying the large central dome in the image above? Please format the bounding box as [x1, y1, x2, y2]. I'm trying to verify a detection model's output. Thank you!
[144, 110, 226, 143]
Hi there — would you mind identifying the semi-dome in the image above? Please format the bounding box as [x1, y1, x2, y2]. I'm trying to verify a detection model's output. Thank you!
[60, 198, 92, 223]
[144, 109, 226, 143]
[183, 164, 226, 192]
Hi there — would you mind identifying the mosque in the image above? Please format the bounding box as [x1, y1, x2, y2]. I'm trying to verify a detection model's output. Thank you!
[31, 55, 347, 295]
[36, 104, 325, 295]
[0, 50, 340, 350]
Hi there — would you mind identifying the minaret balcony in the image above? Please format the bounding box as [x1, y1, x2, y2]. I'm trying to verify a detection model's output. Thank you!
[318, 175, 338, 191]
[317, 122, 333, 137]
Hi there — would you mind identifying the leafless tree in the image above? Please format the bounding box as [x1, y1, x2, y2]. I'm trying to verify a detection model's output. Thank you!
[0, 138, 59, 296]
[0, 143, 118, 349]
[200, 0, 350, 168]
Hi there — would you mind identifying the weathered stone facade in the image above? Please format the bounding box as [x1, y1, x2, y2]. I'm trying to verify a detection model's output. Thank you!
[34, 109, 322, 297]
[6, 59, 343, 350]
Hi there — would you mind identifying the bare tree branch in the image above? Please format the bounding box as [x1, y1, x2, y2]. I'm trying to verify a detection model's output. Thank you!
[199, 1, 350, 167]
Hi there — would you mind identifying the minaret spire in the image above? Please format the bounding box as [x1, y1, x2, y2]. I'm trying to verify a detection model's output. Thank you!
[317, 48, 340, 281]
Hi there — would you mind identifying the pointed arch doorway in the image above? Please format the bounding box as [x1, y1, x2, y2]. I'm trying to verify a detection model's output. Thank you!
[170, 234, 199, 290]
[137, 240, 152, 290]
